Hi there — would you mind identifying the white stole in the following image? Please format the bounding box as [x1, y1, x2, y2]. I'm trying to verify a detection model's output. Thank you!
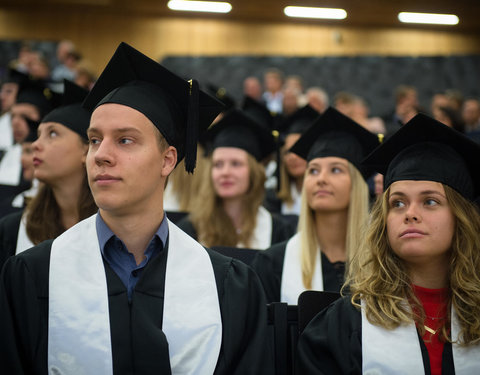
[239, 206, 272, 250]
[362, 300, 480, 374]
[0, 112, 13, 150]
[0, 143, 22, 185]
[15, 212, 34, 255]
[280, 233, 323, 304]
[48, 214, 222, 374]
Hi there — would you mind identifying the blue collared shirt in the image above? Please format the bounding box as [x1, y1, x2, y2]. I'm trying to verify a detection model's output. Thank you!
[96, 212, 169, 301]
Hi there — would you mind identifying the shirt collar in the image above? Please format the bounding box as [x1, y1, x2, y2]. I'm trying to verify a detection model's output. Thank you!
[95, 211, 169, 255]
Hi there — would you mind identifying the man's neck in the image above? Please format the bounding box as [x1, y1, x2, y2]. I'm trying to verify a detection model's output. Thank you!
[100, 206, 165, 265]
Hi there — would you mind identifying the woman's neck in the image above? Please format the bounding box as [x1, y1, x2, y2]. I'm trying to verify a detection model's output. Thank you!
[314, 210, 348, 262]
[408, 258, 450, 289]
[222, 197, 245, 230]
[51, 174, 85, 230]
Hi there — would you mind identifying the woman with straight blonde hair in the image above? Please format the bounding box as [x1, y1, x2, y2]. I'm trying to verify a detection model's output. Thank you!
[297, 114, 480, 374]
[178, 109, 295, 249]
[252, 107, 380, 303]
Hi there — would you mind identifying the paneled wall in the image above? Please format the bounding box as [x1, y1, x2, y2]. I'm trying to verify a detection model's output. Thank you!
[0, 7, 479, 75]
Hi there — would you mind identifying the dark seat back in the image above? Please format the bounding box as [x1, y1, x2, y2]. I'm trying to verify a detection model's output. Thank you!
[267, 303, 298, 375]
[297, 290, 341, 333]
[211, 246, 259, 266]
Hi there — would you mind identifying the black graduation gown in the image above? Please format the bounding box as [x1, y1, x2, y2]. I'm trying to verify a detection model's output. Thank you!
[0, 239, 274, 375]
[0, 210, 22, 269]
[296, 296, 455, 374]
[251, 240, 345, 303]
[177, 213, 296, 249]
[262, 188, 282, 214]
[0, 174, 31, 219]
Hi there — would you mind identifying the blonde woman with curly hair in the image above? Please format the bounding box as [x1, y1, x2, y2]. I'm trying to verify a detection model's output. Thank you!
[178, 109, 295, 249]
[297, 114, 480, 374]
[252, 107, 380, 303]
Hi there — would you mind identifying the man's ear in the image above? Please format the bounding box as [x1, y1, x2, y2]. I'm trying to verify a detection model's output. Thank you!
[161, 146, 177, 177]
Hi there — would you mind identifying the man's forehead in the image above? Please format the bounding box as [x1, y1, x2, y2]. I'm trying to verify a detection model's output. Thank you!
[88, 103, 157, 133]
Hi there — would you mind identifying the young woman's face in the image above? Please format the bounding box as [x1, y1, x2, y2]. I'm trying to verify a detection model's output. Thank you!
[283, 133, 307, 179]
[10, 103, 40, 143]
[211, 147, 250, 200]
[304, 156, 351, 213]
[387, 180, 455, 266]
[32, 122, 87, 185]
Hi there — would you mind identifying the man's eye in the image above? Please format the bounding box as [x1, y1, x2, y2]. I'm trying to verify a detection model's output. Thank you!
[119, 138, 133, 145]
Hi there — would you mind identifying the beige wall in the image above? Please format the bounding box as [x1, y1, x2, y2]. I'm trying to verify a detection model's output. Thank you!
[0, 7, 479, 74]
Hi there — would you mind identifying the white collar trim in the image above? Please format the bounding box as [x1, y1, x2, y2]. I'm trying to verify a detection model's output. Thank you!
[48, 214, 222, 374]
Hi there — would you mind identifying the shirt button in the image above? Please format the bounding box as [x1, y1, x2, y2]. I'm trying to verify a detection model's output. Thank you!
[132, 270, 138, 277]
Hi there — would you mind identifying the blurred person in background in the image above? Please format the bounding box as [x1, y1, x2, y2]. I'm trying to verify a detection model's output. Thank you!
[178, 109, 295, 249]
[462, 98, 480, 132]
[243, 76, 263, 101]
[263, 67, 284, 114]
[383, 85, 419, 137]
[433, 105, 465, 133]
[306, 87, 329, 114]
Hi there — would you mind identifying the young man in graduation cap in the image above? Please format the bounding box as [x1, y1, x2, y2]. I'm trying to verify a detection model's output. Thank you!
[0, 43, 272, 374]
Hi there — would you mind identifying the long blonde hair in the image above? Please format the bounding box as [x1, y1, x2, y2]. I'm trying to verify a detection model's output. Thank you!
[190, 153, 266, 248]
[276, 160, 295, 205]
[347, 184, 480, 345]
[298, 162, 369, 289]
[165, 145, 209, 212]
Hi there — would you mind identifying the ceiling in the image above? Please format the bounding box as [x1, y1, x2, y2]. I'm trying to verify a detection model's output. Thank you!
[1, 0, 479, 32]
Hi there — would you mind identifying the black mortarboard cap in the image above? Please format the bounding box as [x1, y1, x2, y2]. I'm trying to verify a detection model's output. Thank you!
[83, 42, 224, 173]
[207, 109, 276, 161]
[206, 84, 236, 111]
[290, 107, 380, 180]
[23, 117, 40, 143]
[42, 80, 90, 141]
[280, 104, 320, 135]
[362, 113, 480, 200]
[16, 75, 59, 118]
[3, 67, 26, 85]
[242, 96, 275, 131]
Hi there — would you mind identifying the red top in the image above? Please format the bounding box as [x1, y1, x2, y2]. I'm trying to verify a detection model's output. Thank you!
[412, 284, 449, 375]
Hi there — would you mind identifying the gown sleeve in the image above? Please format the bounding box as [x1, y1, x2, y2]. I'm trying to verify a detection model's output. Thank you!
[271, 214, 297, 245]
[0, 210, 23, 269]
[296, 296, 363, 374]
[0, 242, 51, 375]
[209, 251, 274, 375]
[262, 188, 282, 214]
[250, 241, 287, 303]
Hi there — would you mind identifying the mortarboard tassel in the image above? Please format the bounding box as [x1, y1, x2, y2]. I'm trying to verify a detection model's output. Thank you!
[185, 79, 200, 173]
